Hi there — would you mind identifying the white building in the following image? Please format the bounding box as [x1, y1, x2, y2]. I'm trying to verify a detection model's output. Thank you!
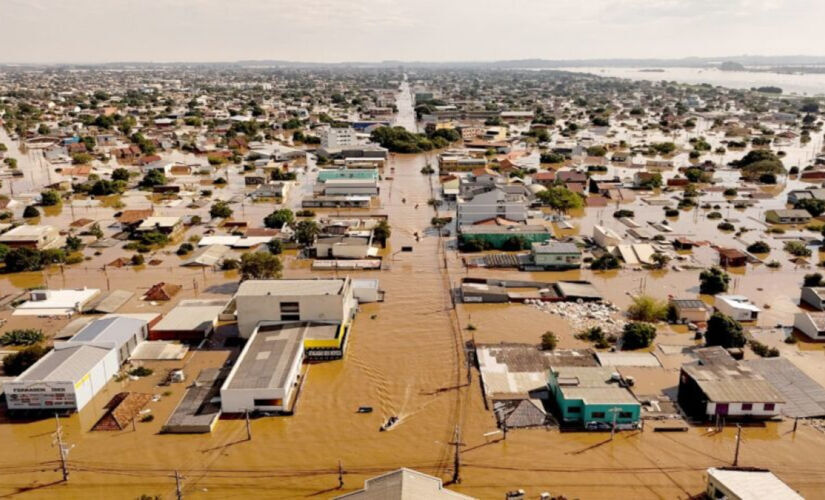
[593, 225, 622, 248]
[5, 317, 147, 411]
[335, 468, 475, 500]
[320, 127, 357, 150]
[706, 468, 803, 500]
[13, 288, 101, 317]
[235, 278, 357, 339]
[220, 322, 305, 414]
[793, 311, 825, 340]
[714, 295, 761, 322]
[456, 188, 528, 226]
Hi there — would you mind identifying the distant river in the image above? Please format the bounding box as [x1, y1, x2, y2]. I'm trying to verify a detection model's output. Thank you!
[558, 66, 825, 96]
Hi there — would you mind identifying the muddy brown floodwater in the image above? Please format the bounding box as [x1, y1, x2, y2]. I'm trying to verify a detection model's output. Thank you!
[1, 91, 825, 499]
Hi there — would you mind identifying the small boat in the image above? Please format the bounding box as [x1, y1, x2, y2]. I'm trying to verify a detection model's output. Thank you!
[379, 416, 398, 431]
[357, 406, 373, 414]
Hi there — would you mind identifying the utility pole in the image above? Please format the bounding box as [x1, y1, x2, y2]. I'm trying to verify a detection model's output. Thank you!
[245, 410, 252, 441]
[175, 470, 183, 500]
[54, 413, 70, 481]
[337, 459, 344, 489]
[733, 424, 742, 466]
[449, 425, 465, 484]
[609, 406, 622, 441]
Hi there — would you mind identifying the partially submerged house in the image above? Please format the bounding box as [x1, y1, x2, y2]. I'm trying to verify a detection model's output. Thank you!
[714, 295, 760, 322]
[546, 366, 641, 429]
[678, 347, 784, 421]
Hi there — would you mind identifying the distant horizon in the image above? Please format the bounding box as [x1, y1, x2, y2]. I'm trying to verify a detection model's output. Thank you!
[4, 54, 825, 67]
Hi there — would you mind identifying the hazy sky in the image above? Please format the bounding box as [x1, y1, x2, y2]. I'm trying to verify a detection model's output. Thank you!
[1, 0, 822, 63]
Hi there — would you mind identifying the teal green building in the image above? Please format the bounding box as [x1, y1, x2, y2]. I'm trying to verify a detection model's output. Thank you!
[317, 169, 378, 183]
[547, 366, 641, 428]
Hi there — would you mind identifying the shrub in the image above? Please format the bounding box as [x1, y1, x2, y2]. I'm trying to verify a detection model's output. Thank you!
[221, 258, 240, 270]
[717, 222, 734, 231]
[749, 340, 779, 358]
[0, 329, 44, 346]
[131, 254, 145, 265]
[267, 239, 283, 255]
[707, 211, 722, 220]
[176, 243, 194, 255]
[784, 241, 811, 257]
[129, 366, 154, 377]
[540, 331, 558, 351]
[665, 209, 679, 217]
[746, 241, 770, 253]
[626, 295, 668, 322]
[613, 209, 635, 219]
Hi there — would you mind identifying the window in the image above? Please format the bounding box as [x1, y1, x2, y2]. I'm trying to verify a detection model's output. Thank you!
[741, 403, 753, 411]
[567, 406, 581, 413]
[254, 398, 283, 407]
[763, 403, 775, 411]
[619, 412, 633, 419]
[280, 302, 300, 322]
[591, 412, 605, 419]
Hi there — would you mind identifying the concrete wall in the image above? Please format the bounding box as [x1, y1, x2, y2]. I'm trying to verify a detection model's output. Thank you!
[236, 284, 356, 338]
[794, 312, 825, 339]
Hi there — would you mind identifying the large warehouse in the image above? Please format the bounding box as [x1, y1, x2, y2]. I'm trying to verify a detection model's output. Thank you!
[5, 317, 148, 412]
[220, 322, 306, 414]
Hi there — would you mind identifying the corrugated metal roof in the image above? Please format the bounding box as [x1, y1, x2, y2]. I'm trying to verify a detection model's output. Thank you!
[595, 352, 662, 368]
[153, 299, 228, 332]
[224, 323, 306, 390]
[746, 358, 825, 418]
[70, 316, 146, 348]
[19, 344, 110, 382]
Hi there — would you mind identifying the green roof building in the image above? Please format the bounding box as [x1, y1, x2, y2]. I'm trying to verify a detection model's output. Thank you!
[547, 366, 641, 429]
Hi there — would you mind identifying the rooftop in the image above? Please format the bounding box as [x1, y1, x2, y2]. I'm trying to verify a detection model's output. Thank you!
[236, 278, 347, 297]
[707, 468, 803, 500]
[552, 366, 639, 405]
[152, 299, 229, 332]
[224, 322, 306, 391]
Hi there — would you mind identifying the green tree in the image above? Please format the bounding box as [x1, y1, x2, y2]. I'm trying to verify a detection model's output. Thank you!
[747, 241, 770, 254]
[40, 190, 61, 206]
[112, 167, 130, 181]
[795, 198, 825, 217]
[4, 248, 46, 272]
[22, 205, 40, 218]
[621, 322, 657, 350]
[3, 345, 47, 376]
[240, 252, 283, 280]
[294, 220, 320, 247]
[536, 186, 583, 213]
[139, 169, 166, 188]
[373, 220, 391, 248]
[263, 208, 294, 229]
[804, 273, 824, 287]
[209, 201, 233, 219]
[590, 253, 620, 270]
[699, 267, 729, 295]
[65, 235, 83, 252]
[705, 312, 746, 348]
[266, 238, 283, 255]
